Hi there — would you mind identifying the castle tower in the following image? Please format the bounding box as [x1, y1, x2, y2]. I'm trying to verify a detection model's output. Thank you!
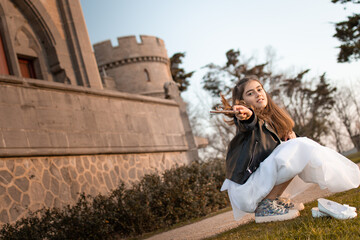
[93, 35, 173, 98]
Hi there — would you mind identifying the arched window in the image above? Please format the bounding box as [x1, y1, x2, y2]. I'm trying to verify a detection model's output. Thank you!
[144, 69, 150, 82]
[0, 33, 9, 75]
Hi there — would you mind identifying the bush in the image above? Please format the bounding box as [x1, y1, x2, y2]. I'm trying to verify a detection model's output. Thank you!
[0, 159, 229, 239]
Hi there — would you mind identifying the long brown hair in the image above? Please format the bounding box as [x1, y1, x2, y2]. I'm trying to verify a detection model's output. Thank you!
[232, 76, 294, 140]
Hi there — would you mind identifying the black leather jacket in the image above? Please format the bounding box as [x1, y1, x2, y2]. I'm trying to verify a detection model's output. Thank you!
[225, 112, 281, 185]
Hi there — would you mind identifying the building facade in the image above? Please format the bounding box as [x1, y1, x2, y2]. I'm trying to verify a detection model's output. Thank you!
[0, 0, 200, 224]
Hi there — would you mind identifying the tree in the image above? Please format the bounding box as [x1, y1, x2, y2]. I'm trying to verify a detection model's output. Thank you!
[333, 85, 360, 150]
[280, 73, 337, 142]
[331, 0, 360, 62]
[201, 49, 337, 157]
[170, 52, 195, 92]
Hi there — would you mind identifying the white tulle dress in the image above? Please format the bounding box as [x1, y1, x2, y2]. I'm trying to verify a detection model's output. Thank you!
[220, 137, 360, 220]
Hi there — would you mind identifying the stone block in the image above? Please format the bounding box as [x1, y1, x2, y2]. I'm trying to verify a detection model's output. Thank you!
[94, 111, 114, 132]
[148, 119, 166, 135]
[20, 107, 39, 130]
[49, 164, 62, 181]
[0, 170, 13, 185]
[80, 110, 98, 131]
[19, 88, 45, 107]
[48, 132, 69, 148]
[0, 210, 9, 223]
[82, 157, 90, 169]
[21, 194, 30, 207]
[6, 160, 15, 172]
[67, 132, 94, 148]
[96, 172, 104, 185]
[50, 177, 59, 196]
[75, 158, 84, 174]
[0, 105, 23, 129]
[88, 96, 109, 112]
[51, 92, 73, 110]
[105, 133, 122, 147]
[33, 89, 53, 108]
[119, 133, 139, 147]
[8, 186, 22, 202]
[91, 133, 107, 148]
[26, 131, 52, 148]
[60, 167, 72, 185]
[153, 134, 168, 146]
[112, 115, 129, 133]
[70, 182, 80, 201]
[103, 172, 113, 190]
[132, 116, 150, 134]
[128, 168, 136, 180]
[139, 134, 155, 146]
[44, 191, 54, 206]
[84, 171, 92, 184]
[9, 203, 24, 222]
[80, 182, 89, 193]
[53, 158, 63, 168]
[110, 170, 117, 186]
[0, 132, 4, 148]
[2, 130, 29, 148]
[42, 170, 51, 190]
[90, 164, 96, 174]
[14, 177, 29, 192]
[36, 109, 72, 130]
[69, 167, 78, 180]
[30, 182, 45, 203]
[1, 195, 12, 208]
[0, 85, 20, 105]
[59, 183, 71, 203]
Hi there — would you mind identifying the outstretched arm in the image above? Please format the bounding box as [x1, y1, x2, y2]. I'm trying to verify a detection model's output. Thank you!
[233, 105, 253, 121]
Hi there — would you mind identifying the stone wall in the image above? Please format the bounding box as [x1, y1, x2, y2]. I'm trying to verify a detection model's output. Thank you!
[0, 151, 188, 224]
[0, 75, 192, 224]
[0, 75, 188, 157]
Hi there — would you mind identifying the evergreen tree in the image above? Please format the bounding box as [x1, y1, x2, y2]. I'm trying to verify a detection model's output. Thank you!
[170, 52, 194, 92]
[331, 0, 360, 62]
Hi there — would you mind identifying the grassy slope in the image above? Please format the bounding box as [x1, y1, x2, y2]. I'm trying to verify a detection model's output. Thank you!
[208, 153, 360, 240]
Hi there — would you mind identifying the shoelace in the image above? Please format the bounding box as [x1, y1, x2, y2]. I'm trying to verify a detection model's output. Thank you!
[269, 200, 284, 211]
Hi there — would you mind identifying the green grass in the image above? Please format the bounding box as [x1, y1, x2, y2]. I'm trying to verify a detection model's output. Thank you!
[207, 188, 360, 240]
[347, 151, 360, 163]
[206, 152, 360, 240]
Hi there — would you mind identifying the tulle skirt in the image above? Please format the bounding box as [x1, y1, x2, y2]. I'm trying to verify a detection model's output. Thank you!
[221, 137, 360, 220]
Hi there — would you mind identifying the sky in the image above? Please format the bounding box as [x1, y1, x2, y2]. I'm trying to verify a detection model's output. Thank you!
[80, 0, 360, 102]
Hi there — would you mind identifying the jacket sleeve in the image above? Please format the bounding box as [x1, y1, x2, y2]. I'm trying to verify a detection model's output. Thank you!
[234, 109, 257, 132]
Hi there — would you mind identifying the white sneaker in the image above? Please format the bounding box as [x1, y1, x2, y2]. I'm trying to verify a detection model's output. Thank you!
[317, 198, 357, 220]
[311, 207, 329, 218]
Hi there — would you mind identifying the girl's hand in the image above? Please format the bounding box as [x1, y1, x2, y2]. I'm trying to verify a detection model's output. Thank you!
[284, 131, 296, 141]
[233, 105, 252, 121]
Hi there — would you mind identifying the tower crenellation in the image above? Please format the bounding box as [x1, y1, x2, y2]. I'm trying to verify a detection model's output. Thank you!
[94, 35, 168, 67]
[93, 35, 173, 97]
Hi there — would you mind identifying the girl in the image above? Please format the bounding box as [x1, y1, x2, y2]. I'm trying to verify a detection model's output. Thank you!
[220, 76, 360, 223]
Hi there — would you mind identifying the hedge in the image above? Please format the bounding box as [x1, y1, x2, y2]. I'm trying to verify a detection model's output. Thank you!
[0, 158, 229, 239]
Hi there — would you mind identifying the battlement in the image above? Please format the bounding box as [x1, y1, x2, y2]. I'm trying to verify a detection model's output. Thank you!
[93, 35, 169, 66]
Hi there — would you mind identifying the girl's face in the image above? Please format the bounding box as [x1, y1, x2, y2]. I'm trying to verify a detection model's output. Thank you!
[242, 80, 268, 110]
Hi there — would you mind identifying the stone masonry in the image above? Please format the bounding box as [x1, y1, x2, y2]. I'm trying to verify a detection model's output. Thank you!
[0, 152, 187, 223]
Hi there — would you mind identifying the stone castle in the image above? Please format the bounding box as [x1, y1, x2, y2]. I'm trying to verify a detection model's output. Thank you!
[0, 0, 204, 224]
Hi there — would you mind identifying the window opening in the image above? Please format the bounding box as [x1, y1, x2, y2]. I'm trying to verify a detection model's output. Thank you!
[18, 57, 36, 78]
[0, 34, 9, 75]
[144, 69, 150, 82]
